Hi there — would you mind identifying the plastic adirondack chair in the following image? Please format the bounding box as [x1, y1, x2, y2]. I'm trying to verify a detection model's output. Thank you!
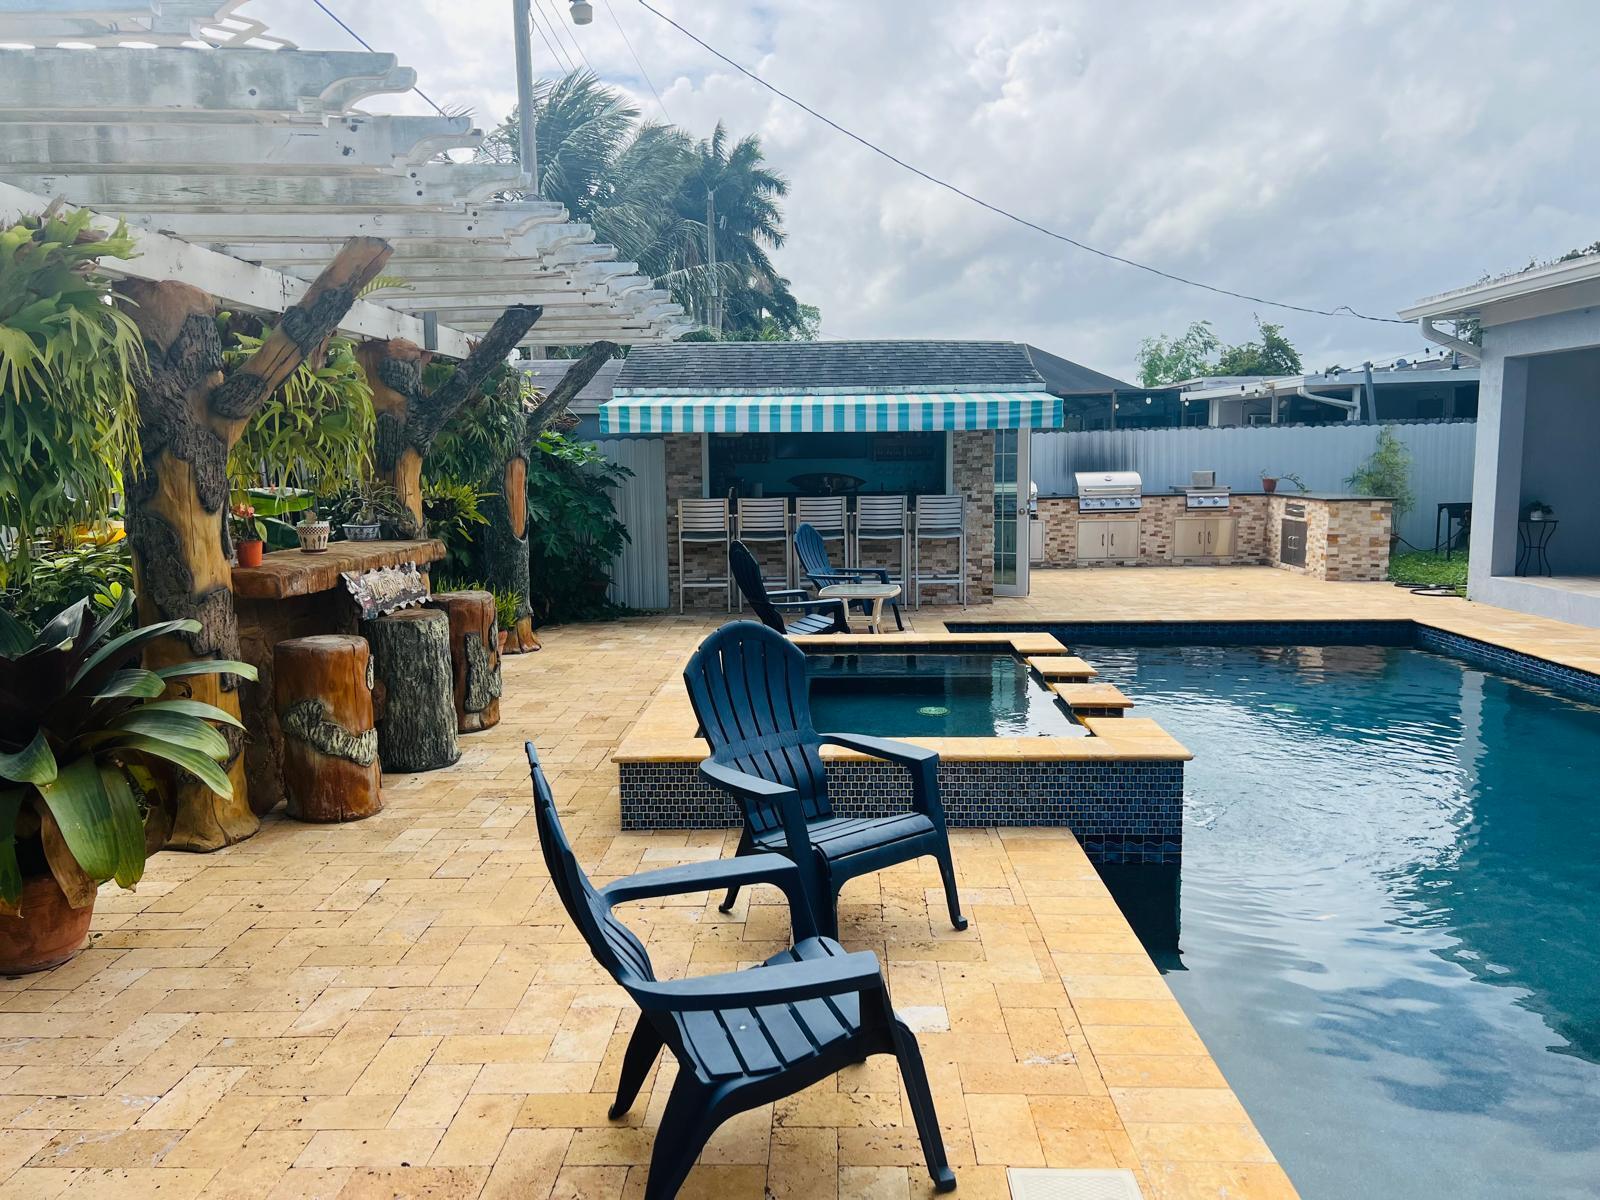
[525, 742, 956, 1199]
[682, 621, 967, 941]
[730, 540, 850, 635]
[794, 522, 905, 630]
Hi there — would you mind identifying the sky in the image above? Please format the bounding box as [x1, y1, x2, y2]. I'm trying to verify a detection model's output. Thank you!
[243, 0, 1599, 382]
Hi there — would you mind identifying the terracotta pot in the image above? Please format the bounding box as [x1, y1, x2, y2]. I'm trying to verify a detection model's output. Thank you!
[0, 875, 93, 975]
[236, 539, 264, 568]
[1262, 477, 1279, 494]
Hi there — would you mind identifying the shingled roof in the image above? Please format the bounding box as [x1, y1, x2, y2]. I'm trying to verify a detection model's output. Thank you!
[614, 340, 1047, 395]
[519, 358, 624, 414]
[1023, 344, 1138, 395]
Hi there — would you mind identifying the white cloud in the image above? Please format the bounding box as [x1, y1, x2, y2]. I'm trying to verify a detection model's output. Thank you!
[244, 0, 1600, 379]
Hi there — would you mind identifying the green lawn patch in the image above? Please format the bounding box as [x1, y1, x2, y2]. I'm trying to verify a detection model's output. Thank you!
[1389, 549, 1468, 593]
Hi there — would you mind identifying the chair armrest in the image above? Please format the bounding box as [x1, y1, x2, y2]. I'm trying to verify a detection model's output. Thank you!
[697, 759, 826, 939]
[632, 950, 884, 1013]
[771, 598, 851, 622]
[818, 566, 893, 584]
[821, 732, 946, 822]
[767, 588, 813, 601]
[603, 853, 803, 906]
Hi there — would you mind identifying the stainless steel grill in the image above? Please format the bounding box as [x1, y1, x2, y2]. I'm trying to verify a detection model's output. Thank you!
[1075, 471, 1142, 512]
[1183, 469, 1230, 510]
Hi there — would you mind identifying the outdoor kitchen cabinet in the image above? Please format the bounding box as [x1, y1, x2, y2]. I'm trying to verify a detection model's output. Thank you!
[1078, 518, 1140, 561]
[1174, 516, 1238, 559]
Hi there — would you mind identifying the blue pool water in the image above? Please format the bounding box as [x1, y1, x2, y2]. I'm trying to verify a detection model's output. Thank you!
[805, 652, 1084, 738]
[1079, 643, 1600, 1200]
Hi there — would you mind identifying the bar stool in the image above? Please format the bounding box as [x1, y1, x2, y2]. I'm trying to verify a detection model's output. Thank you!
[677, 497, 733, 613]
[794, 496, 850, 568]
[853, 495, 910, 590]
[734, 497, 793, 596]
[911, 494, 967, 608]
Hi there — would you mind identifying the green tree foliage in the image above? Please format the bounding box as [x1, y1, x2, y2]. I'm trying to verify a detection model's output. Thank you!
[481, 70, 814, 341]
[1346, 426, 1414, 518]
[1137, 317, 1302, 387]
[525, 433, 632, 624]
[0, 209, 145, 587]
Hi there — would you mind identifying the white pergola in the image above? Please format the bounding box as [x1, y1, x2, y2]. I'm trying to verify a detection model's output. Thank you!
[0, 2, 695, 351]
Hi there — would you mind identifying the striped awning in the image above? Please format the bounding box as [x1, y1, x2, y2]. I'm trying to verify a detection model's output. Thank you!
[597, 391, 1062, 434]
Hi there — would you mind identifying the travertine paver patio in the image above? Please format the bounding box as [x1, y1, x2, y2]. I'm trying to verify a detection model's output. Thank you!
[9, 567, 1599, 1200]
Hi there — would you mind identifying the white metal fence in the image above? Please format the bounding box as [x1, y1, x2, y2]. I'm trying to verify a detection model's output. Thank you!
[596, 437, 669, 611]
[1032, 421, 1477, 549]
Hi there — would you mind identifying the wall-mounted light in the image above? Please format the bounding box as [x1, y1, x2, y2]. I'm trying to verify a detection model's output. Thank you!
[569, 0, 594, 23]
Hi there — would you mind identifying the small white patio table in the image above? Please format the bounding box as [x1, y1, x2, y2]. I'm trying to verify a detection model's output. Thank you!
[818, 582, 903, 634]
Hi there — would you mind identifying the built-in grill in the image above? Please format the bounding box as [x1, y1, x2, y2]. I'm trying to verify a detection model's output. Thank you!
[1182, 469, 1231, 510]
[1075, 471, 1143, 512]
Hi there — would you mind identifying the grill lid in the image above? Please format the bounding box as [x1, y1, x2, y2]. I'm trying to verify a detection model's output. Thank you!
[1074, 470, 1142, 496]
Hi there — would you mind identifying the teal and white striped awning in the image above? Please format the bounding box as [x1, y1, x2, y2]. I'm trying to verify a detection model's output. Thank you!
[597, 391, 1063, 434]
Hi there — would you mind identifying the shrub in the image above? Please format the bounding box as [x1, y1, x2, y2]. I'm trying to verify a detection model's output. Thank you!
[526, 433, 631, 623]
[1346, 426, 1414, 518]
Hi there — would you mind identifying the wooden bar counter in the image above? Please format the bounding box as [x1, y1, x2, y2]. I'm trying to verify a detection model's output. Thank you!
[234, 540, 446, 814]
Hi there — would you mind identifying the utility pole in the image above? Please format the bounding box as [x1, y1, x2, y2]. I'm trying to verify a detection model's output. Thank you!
[705, 186, 719, 334]
[512, 0, 538, 191]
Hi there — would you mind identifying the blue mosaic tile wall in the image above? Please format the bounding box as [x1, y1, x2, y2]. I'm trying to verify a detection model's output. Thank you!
[1414, 627, 1600, 703]
[619, 758, 1184, 864]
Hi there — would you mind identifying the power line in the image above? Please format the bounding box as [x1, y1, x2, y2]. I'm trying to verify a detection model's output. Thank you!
[527, 0, 575, 73]
[309, 0, 447, 116]
[603, 0, 670, 122]
[538, 0, 594, 73]
[631, 0, 1410, 326]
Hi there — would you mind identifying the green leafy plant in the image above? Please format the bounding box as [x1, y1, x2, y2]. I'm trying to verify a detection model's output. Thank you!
[526, 432, 631, 623]
[0, 207, 145, 588]
[320, 478, 409, 536]
[422, 476, 491, 576]
[0, 592, 255, 912]
[1, 541, 133, 631]
[229, 502, 266, 544]
[1346, 426, 1415, 518]
[428, 367, 529, 486]
[225, 332, 374, 495]
[434, 577, 522, 632]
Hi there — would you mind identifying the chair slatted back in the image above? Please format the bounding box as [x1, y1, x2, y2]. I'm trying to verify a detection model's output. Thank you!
[729, 541, 788, 634]
[527, 744, 657, 989]
[736, 497, 790, 537]
[683, 622, 833, 833]
[794, 496, 847, 535]
[856, 494, 908, 535]
[793, 522, 837, 584]
[679, 498, 731, 536]
[915, 494, 966, 535]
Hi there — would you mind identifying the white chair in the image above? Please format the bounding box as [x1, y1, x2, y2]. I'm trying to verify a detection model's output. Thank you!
[734, 497, 793, 596]
[911, 495, 967, 608]
[677, 498, 732, 613]
[794, 496, 850, 568]
[853, 494, 910, 590]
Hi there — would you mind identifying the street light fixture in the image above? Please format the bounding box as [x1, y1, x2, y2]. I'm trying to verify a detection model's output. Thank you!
[568, 1, 593, 23]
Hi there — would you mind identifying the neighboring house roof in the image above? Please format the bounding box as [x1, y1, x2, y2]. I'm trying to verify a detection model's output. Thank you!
[613, 340, 1047, 395]
[519, 358, 625, 415]
[1021, 344, 1137, 395]
[1181, 363, 1479, 403]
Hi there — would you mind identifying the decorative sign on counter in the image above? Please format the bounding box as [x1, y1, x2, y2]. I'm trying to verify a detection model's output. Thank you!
[342, 562, 429, 620]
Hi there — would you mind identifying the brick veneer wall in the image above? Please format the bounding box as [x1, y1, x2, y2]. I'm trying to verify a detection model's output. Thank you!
[1038, 494, 1391, 580]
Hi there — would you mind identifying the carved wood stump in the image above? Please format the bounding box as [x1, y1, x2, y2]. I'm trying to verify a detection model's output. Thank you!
[363, 608, 460, 773]
[427, 591, 502, 733]
[273, 635, 383, 823]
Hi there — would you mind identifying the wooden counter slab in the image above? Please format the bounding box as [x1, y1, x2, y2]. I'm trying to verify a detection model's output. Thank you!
[233, 539, 447, 600]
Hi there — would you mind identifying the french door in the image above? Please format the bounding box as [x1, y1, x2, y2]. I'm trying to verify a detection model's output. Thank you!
[993, 426, 1030, 597]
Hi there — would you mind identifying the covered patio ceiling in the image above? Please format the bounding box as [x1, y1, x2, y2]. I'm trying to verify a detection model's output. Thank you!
[0, 3, 695, 348]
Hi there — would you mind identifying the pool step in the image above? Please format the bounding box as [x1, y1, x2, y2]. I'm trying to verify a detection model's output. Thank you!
[1027, 655, 1098, 681]
[1050, 682, 1132, 716]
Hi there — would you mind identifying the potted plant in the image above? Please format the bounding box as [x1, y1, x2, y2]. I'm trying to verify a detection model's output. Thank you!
[230, 502, 267, 567]
[1523, 500, 1554, 522]
[0, 593, 253, 972]
[326, 479, 404, 542]
[296, 508, 331, 553]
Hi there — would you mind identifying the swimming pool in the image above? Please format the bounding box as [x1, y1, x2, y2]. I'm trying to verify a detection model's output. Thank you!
[1075, 640, 1600, 1200]
[805, 651, 1085, 738]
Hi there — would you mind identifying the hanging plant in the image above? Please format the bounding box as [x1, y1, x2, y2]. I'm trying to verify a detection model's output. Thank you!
[224, 329, 375, 497]
[0, 207, 145, 588]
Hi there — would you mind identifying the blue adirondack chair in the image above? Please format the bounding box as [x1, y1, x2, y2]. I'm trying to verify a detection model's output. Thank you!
[525, 742, 956, 1199]
[683, 621, 967, 940]
[730, 540, 850, 635]
[794, 521, 905, 631]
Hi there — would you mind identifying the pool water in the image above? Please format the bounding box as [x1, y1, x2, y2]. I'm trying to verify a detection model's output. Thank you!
[805, 652, 1084, 738]
[1080, 643, 1600, 1200]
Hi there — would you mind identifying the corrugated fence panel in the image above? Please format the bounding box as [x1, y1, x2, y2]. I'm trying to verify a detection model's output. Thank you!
[596, 437, 669, 610]
[1031, 422, 1477, 549]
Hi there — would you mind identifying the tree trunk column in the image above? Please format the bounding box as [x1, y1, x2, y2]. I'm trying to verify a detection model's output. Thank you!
[428, 591, 502, 732]
[482, 454, 539, 653]
[274, 635, 383, 822]
[364, 608, 460, 773]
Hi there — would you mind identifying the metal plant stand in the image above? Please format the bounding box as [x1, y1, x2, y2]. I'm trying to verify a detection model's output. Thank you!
[1516, 519, 1558, 576]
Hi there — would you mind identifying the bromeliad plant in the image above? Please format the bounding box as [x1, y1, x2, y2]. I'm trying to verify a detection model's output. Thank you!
[0, 592, 255, 912]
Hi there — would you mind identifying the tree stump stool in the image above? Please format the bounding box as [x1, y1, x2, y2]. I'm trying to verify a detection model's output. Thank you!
[273, 635, 383, 823]
[427, 591, 503, 733]
[363, 608, 460, 773]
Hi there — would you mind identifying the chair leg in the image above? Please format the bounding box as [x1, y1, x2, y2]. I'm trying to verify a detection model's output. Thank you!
[718, 829, 754, 913]
[892, 1018, 957, 1193]
[934, 844, 967, 931]
[609, 1016, 663, 1118]
[644, 1075, 720, 1200]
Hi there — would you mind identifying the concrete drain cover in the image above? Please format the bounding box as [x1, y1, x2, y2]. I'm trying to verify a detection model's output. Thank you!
[1007, 1168, 1144, 1200]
